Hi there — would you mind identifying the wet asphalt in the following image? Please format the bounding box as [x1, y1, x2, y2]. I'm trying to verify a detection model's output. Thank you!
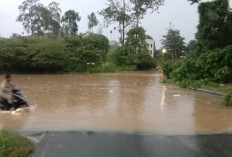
[28, 131, 232, 157]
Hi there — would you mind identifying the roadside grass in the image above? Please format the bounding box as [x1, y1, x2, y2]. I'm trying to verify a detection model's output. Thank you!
[0, 130, 35, 157]
[163, 78, 232, 107]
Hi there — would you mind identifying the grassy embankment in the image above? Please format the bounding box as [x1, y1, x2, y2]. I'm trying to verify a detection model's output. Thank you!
[163, 78, 232, 106]
[0, 130, 35, 157]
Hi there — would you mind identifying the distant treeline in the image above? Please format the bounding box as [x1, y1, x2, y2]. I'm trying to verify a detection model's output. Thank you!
[0, 33, 109, 73]
[0, 29, 156, 73]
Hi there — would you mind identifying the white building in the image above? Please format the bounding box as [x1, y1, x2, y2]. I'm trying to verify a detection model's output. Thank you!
[146, 39, 156, 58]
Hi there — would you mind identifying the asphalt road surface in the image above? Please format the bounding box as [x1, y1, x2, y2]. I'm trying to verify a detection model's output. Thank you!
[28, 131, 232, 157]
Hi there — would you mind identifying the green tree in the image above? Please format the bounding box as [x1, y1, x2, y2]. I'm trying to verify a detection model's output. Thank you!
[125, 27, 148, 53]
[161, 27, 186, 60]
[17, 0, 43, 35]
[64, 34, 109, 72]
[17, 0, 62, 36]
[113, 27, 155, 70]
[196, 0, 232, 50]
[100, 0, 164, 43]
[84, 33, 109, 62]
[88, 12, 99, 32]
[129, 0, 164, 27]
[61, 10, 81, 35]
[46, 1, 62, 35]
[100, 0, 131, 44]
[187, 40, 197, 53]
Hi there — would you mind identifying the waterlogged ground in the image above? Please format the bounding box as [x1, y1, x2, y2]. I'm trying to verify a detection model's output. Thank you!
[0, 72, 232, 134]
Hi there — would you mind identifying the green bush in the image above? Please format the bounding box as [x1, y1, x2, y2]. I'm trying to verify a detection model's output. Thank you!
[112, 45, 138, 66]
[224, 87, 232, 106]
[0, 34, 110, 73]
[64, 34, 110, 72]
[111, 27, 156, 71]
[136, 52, 156, 70]
[0, 37, 66, 73]
[164, 45, 232, 83]
[112, 46, 155, 70]
[162, 60, 180, 79]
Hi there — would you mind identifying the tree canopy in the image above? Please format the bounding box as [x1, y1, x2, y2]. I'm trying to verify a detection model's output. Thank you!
[196, 0, 232, 50]
[88, 12, 99, 32]
[61, 10, 81, 35]
[17, 0, 62, 36]
[129, 0, 164, 27]
[100, 0, 164, 44]
[161, 27, 185, 60]
[125, 27, 148, 53]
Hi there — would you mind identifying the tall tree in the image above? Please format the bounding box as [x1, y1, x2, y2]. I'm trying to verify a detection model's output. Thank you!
[46, 1, 62, 35]
[161, 27, 185, 60]
[187, 40, 197, 53]
[17, 0, 62, 36]
[61, 10, 81, 35]
[196, 0, 232, 50]
[17, 0, 42, 35]
[125, 27, 148, 53]
[129, 0, 164, 27]
[100, 0, 164, 44]
[88, 12, 99, 32]
[99, 0, 131, 44]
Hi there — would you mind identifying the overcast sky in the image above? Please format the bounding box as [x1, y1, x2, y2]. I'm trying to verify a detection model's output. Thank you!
[0, 0, 231, 48]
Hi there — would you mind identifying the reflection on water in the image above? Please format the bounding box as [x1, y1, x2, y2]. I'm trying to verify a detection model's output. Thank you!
[0, 72, 232, 134]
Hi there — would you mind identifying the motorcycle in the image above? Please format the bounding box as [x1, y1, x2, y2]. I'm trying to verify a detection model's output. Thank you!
[0, 89, 29, 111]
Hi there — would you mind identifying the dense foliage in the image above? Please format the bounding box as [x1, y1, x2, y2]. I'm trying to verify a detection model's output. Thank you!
[0, 33, 109, 73]
[112, 27, 156, 70]
[17, 0, 62, 36]
[64, 33, 109, 72]
[163, 0, 232, 84]
[61, 10, 81, 35]
[163, 45, 232, 83]
[197, 0, 232, 50]
[161, 27, 186, 60]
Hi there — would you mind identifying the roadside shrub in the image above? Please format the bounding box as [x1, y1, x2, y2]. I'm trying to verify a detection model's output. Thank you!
[162, 60, 180, 79]
[84, 33, 110, 62]
[112, 46, 155, 70]
[165, 45, 232, 83]
[0, 37, 66, 73]
[112, 45, 138, 66]
[64, 33, 110, 72]
[224, 87, 232, 106]
[136, 52, 156, 70]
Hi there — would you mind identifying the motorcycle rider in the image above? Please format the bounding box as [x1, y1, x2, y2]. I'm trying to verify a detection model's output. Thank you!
[0, 74, 16, 105]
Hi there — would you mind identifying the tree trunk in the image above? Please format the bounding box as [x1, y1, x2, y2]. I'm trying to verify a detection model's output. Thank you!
[122, 0, 126, 45]
[172, 49, 174, 61]
[174, 46, 177, 59]
[136, 17, 139, 27]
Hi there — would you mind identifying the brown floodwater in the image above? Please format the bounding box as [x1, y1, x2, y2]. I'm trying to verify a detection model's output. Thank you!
[0, 72, 232, 135]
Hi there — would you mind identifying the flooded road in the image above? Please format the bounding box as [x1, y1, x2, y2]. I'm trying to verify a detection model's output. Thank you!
[0, 72, 232, 134]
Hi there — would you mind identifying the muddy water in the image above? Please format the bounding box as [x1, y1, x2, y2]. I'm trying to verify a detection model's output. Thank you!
[0, 72, 232, 134]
